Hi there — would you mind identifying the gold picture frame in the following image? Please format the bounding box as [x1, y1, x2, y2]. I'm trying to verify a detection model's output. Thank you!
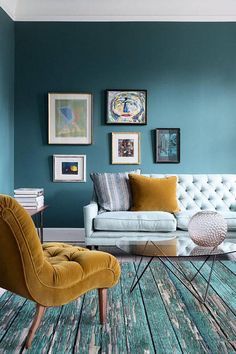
[112, 132, 141, 165]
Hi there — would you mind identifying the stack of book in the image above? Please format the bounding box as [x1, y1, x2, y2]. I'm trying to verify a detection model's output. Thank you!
[14, 188, 44, 209]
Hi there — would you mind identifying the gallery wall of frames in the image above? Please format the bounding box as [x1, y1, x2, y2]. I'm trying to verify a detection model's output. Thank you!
[49, 90, 180, 182]
[14, 22, 236, 227]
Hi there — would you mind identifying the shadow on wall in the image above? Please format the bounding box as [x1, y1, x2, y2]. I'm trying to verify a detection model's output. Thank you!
[151, 129, 156, 163]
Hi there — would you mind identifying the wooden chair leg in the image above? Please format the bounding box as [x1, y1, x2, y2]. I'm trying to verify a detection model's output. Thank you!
[25, 304, 46, 349]
[98, 288, 107, 324]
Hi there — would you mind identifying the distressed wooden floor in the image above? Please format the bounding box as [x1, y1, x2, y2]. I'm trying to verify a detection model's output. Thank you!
[0, 260, 235, 354]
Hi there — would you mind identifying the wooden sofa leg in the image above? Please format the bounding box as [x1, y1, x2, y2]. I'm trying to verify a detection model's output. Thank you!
[25, 304, 46, 349]
[98, 288, 107, 324]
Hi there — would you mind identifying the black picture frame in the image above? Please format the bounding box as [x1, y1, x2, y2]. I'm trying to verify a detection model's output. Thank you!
[106, 89, 147, 125]
[156, 128, 180, 163]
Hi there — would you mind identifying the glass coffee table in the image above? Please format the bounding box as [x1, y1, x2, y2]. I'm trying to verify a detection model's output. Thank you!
[116, 236, 236, 303]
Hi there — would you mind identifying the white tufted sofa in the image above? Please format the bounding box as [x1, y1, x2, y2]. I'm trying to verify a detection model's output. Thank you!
[84, 174, 236, 246]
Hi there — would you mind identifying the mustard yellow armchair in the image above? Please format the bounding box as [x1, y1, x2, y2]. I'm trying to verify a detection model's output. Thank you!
[0, 195, 120, 348]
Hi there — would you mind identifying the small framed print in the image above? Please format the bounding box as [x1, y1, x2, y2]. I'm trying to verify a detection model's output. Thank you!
[112, 132, 141, 165]
[48, 93, 92, 144]
[156, 128, 180, 163]
[53, 155, 86, 182]
[106, 90, 147, 125]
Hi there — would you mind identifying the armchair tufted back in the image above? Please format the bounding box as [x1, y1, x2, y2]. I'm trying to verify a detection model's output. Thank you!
[143, 174, 236, 212]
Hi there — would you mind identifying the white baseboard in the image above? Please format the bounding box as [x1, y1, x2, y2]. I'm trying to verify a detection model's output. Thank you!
[43, 228, 85, 243]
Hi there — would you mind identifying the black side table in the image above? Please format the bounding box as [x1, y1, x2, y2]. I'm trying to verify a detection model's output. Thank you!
[27, 205, 48, 243]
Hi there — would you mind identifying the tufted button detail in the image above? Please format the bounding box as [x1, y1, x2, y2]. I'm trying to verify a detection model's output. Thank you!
[176, 174, 236, 212]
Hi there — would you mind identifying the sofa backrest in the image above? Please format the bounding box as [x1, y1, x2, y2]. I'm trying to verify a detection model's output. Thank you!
[142, 174, 236, 212]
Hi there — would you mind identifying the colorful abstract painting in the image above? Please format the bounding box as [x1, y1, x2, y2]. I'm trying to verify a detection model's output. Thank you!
[107, 90, 147, 125]
[55, 99, 87, 138]
[62, 162, 78, 175]
[118, 139, 134, 157]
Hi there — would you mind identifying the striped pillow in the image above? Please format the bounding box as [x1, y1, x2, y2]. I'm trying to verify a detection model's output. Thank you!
[90, 170, 141, 211]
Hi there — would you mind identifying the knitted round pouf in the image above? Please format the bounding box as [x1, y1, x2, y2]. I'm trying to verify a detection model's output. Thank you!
[188, 211, 227, 247]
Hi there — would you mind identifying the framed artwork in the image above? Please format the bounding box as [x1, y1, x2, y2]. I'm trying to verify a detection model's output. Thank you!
[53, 155, 86, 182]
[48, 93, 92, 144]
[156, 128, 180, 163]
[112, 132, 141, 164]
[106, 90, 147, 125]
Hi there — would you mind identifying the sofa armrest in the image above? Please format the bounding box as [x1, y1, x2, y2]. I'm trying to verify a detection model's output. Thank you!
[83, 202, 99, 238]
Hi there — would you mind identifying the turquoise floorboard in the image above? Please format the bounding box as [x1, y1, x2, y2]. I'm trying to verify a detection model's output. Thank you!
[0, 261, 235, 353]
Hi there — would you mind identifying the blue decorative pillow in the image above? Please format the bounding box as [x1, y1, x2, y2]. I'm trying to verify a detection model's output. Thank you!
[90, 170, 141, 211]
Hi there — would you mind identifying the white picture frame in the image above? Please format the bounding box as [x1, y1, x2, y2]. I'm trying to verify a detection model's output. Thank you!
[53, 155, 86, 182]
[112, 132, 141, 164]
[48, 93, 92, 144]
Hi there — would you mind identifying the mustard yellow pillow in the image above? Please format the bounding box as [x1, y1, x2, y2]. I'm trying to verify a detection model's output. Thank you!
[129, 174, 180, 212]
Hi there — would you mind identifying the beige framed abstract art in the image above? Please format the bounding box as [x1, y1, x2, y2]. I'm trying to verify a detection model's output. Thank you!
[48, 93, 92, 144]
[112, 132, 141, 165]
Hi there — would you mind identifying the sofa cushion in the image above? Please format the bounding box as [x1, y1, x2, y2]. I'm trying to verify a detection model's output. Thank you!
[90, 170, 140, 211]
[94, 211, 177, 232]
[143, 174, 236, 212]
[175, 211, 236, 231]
[129, 174, 180, 212]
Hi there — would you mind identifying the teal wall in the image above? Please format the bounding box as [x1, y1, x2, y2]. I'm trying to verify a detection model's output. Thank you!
[14, 22, 236, 227]
[0, 8, 14, 195]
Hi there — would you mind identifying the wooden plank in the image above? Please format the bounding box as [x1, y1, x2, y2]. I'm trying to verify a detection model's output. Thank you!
[221, 260, 236, 274]
[165, 263, 235, 353]
[212, 261, 236, 293]
[120, 262, 156, 354]
[0, 300, 62, 353]
[28, 305, 62, 353]
[0, 261, 234, 353]
[46, 298, 83, 354]
[150, 262, 210, 353]
[0, 293, 26, 343]
[73, 290, 102, 353]
[0, 288, 7, 298]
[135, 262, 182, 354]
[100, 267, 128, 354]
[191, 261, 236, 314]
[0, 298, 34, 352]
[177, 261, 236, 345]
[0, 291, 13, 311]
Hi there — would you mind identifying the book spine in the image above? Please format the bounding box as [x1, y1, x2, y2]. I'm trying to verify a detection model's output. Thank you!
[14, 194, 43, 198]
[14, 191, 44, 196]
[15, 196, 44, 203]
[19, 203, 44, 206]
[24, 206, 41, 210]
